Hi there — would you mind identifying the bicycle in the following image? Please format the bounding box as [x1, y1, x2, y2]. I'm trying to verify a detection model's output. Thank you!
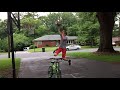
[48, 58, 71, 78]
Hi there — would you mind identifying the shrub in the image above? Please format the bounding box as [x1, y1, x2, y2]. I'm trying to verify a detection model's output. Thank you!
[46, 44, 49, 47]
[29, 45, 37, 49]
[0, 50, 5, 52]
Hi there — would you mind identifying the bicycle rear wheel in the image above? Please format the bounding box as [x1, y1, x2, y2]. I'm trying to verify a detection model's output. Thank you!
[48, 66, 53, 78]
[57, 69, 62, 78]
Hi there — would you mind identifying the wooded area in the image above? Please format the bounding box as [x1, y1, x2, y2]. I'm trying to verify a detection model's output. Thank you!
[0, 12, 119, 53]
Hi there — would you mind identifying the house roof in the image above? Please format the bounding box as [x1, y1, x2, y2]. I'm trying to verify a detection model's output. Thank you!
[33, 35, 77, 41]
[112, 37, 120, 42]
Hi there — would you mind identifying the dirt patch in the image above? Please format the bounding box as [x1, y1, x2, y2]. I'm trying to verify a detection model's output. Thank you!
[0, 68, 19, 78]
[110, 62, 120, 64]
[93, 51, 120, 56]
[0, 69, 12, 78]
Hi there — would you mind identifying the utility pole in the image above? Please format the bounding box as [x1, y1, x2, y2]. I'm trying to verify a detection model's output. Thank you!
[7, 12, 20, 78]
[7, 31, 11, 58]
[7, 12, 11, 58]
[7, 12, 16, 78]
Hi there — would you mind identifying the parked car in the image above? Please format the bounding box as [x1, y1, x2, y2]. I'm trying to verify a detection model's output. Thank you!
[23, 47, 29, 51]
[112, 42, 116, 46]
[66, 44, 81, 51]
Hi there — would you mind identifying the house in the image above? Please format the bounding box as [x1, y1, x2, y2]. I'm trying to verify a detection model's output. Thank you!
[33, 35, 78, 48]
[112, 37, 120, 46]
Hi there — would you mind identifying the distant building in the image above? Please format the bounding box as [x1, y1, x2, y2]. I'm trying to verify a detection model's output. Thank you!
[112, 37, 120, 46]
[33, 35, 78, 48]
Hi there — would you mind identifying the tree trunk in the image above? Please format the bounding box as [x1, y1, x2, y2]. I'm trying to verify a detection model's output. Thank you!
[7, 14, 11, 58]
[8, 34, 11, 58]
[96, 12, 116, 52]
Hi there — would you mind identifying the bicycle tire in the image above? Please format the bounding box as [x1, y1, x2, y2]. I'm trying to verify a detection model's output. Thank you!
[48, 66, 53, 78]
[50, 69, 62, 78]
[57, 69, 62, 78]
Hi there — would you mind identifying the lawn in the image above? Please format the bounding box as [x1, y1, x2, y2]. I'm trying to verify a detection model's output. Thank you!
[67, 52, 120, 62]
[0, 58, 21, 78]
[81, 46, 98, 49]
[28, 46, 98, 53]
[0, 50, 7, 54]
[28, 47, 57, 52]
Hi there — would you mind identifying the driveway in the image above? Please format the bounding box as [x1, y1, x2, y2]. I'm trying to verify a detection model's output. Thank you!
[18, 57, 120, 78]
[18, 47, 120, 78]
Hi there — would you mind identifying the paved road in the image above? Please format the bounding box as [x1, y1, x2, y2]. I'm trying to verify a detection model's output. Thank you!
[0, 51, 52, 59]
[0, 47, 120, 59]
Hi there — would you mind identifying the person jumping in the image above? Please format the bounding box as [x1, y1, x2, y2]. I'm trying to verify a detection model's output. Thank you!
[54, 27, 68, 60]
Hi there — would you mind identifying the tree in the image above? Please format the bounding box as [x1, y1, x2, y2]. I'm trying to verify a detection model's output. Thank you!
[60, 12, 77, 28]
[42, 13, 60, 34]
[24, 12, 38, 19]
[113, 24, 119, 37]
[35, 25, 47, 37]
[38, 12, 78, 35]
[13, 33, 30, 51]
[67, 24, 79, 36]
[0, 38, 9, 52]
[21, 17, 37, 36]
[113, 12, 119, 37]
[96, 12, 117, 53]
[0, 20, 7, 39]
[76, 12, 99, 46]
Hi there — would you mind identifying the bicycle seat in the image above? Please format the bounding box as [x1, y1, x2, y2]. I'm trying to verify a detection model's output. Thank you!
[51, 60, 55, 63]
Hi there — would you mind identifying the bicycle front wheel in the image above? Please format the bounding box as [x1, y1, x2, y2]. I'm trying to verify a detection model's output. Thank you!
[48, 66, 53, 78]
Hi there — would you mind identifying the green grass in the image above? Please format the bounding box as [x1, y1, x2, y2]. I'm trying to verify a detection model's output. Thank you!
[81, 46, 98, 49]
[0, 58, 21, 78]
[0, 50, 7, 54]
[28, 46, 98, 52]
[28, 47, 57, 52]
[67, 52, 120, 62]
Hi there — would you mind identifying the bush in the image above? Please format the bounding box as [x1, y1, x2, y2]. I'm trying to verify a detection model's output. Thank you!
[29, 45, 37, 49]
[14, 43, 25, 51]
[14, 33, 31, 51]
[46, 44, 49, 47]
[0, 38, 8, 52]
[0, 50, 5, 52]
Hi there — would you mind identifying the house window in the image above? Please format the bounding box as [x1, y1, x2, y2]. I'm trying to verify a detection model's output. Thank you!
[67, 40, 69, 44]
[38, 41, 42, 45]
[56, 41, 59, 46]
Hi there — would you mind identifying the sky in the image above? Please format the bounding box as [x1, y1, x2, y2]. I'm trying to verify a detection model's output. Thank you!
[0, 12, 50, 21]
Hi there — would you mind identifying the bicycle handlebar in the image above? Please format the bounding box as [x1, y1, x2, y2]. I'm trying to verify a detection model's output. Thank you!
[49, 58, 71, 65]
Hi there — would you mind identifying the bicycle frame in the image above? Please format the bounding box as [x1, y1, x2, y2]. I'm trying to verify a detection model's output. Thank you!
[52, 61, 60, 73]
[48, 59, 62, 78]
